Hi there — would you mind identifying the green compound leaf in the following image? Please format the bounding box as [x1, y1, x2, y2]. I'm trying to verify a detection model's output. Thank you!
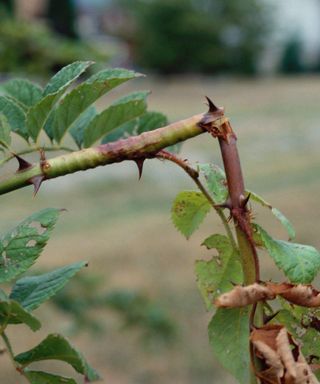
[208, 307, 250, 384]
[69, 106, 97, 149]
[83, 91, 149, 147]
[171, 191, 211, 239]
[10, 261, 87, 311]
[43, 61, 94, 97]
[195, 234, 243, 310]
[198, 164, 228, 204]
[23, 370, 76, 384]
[249, 190, 295, 240]
[0, 96, 28, 140]
[27, 61, 93, 142]
[0, 113, 11, 148]
[2, 79, 43, 109]
[0, 208, 61, 284]
[255, 224, 320, 283]
[50, 68, 142, 143]
[101, 110, 168, 144]
[15, 334, 100, 382]
[0, 299, 41, 331]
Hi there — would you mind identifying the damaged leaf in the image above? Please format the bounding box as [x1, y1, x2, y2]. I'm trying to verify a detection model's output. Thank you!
[0, 208, 61, 283]
[195, 234, 242, 309]
[215, 282, 275, 308]
[198, 164, 228, 204]
[171, 191, 210, 239]
[251, 325, 319, 383]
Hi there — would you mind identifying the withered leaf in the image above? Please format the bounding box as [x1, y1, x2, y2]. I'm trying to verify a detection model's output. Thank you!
[215, 283, 275, 308]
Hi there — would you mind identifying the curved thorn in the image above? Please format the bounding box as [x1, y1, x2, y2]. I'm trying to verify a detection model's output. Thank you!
[205, 96, 219, 113]
[134, 158, 145, 180]
[29, 175, 45, 196]
[13, 153, 33, 172]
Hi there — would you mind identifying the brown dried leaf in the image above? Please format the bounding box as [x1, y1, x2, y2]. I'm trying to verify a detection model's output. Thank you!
[214, 283, 275, 308]
[252, 340, 284, 382]
[266, 282, 320, 307]
[251, 325, 320, 384]
[276, 327, 297, 380]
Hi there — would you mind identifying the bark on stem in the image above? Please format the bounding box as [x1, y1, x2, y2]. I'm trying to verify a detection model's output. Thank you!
[199, 103, 259, 284]
[199, 100, 260, 384]
[0, 114, 205, 196]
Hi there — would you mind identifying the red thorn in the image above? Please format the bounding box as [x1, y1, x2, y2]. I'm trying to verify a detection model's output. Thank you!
[134, 158, 145, 180]
[205, 96, 220, 113]
[29, 175, 45, 196]
[13, 154, 33, 172]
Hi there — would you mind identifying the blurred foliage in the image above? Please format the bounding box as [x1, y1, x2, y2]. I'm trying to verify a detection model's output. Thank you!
[280, 35, 306, 74]
[0, 18, 108, 78]
[113, 0, 271, 74]
[52, 273, 177, 345]
[47, 0, 79, 40]
[0, 0, 13, 16]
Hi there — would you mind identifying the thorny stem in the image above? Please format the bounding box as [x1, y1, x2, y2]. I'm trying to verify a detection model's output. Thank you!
[199, 100, 261, 384]
[156, 150, 237, 249]
[0, 145, 75, 166]
[0, 114, 205, 196]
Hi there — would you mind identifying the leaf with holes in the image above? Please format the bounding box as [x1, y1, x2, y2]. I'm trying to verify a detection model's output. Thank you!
[83, 91, 149, 147]
[0, 298, 41, 331]
[1, 79, 43, 110]
[198, 164, 228, 204]
[0, 208, 61, 283]
[23, 370, 77, 384]
[0, 96, 27, 140]
[249, 190, 295, 239]
[101, 110, 168, 144]
[27, 61, 93, 141]
[10, 261, 87, 311]
[0, 113, 11, 149]
[273, 305, 320, 360]
[208, 307, 251, 384]
[49, 68, 142, 143]
[255, 224, 320, 283]
[15, 334, 100, 382]
[195, 234, 242, 309]
[171, 191, 211, 239]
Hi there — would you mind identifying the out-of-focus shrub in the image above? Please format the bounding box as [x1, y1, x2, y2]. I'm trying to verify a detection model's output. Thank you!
[0, 18, 109, 78]
[279, 35, 306, 74]
[47, 0, 79, 40]
[112, 0, 271, 74]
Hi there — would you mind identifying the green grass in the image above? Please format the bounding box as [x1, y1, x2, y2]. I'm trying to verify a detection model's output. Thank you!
[0, 75, 320, 383]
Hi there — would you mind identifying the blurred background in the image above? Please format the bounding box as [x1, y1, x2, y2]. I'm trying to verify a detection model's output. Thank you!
[0, 0, 319, 383]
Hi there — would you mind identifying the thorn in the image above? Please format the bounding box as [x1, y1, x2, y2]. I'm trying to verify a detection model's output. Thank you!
[240, 193, 251, 208]
[214, 198, 232, 210]
[134, 158, 145, 180]
[263, 310, 280, 324]
[205, 96, 220, 113]
[13, 153, 33, 172]
[29, 175, 45, 196]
